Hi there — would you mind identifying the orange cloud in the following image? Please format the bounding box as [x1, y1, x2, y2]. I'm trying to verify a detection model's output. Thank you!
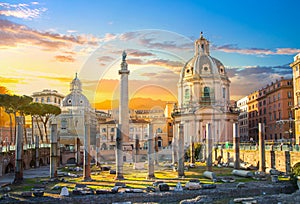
[55, 55, 75, 62]
[0, 19, 100, 50]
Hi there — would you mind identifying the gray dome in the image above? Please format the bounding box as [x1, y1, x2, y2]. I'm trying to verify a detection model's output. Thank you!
[62, 92, 90, 107]
[180, 33, 227, 81]
[62, 73, 90, 107]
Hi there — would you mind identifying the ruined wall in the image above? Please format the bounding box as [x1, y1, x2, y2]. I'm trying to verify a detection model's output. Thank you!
[214, 148, 300, 172]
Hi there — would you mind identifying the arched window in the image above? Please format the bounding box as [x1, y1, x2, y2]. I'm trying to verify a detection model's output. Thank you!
[204, 87, 210, 98]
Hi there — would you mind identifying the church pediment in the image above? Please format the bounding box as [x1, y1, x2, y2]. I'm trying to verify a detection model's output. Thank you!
[194, 106, 223, 115]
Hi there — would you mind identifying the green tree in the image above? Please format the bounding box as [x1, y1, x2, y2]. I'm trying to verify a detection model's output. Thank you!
[0, 94, 15, 144]
[39, 103, 61, 143]
[0, 94, 33, 144]
[26, 103, 61, 143]
[18, 95, 33, 145]
[26, 103, 44, 142]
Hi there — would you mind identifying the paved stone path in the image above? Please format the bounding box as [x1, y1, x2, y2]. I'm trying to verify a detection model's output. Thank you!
[0, 165, 50, 185]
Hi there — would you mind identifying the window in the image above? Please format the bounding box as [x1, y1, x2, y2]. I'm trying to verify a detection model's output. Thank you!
[35, 98, 39, 102]
[54, 98, 57, 103]
[288, 101, 292, 106]
[222, 87, 226, 99]
[278, 93, 280, 99]
[184, 88, 190, 100]
[204, 87, 210, 97]
[61, 118, 67, 130]
[41, 97, 44, 103]
[47, 97, 50, 102]
[110, 128, 115, 132]
[102, 128, 106, 133]
[288, 91, 292, 98]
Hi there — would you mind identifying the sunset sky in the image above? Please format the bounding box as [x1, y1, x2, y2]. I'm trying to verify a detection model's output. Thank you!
[1, 0, 300, 108]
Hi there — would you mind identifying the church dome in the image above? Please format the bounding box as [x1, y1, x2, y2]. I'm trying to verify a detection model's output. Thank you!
[62, 73, 90, 107]
[177, 33, 231, 109]
[180, 32, 227, 81]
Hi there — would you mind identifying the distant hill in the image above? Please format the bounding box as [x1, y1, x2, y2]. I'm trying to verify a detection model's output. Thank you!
[93, 97, 176, 110]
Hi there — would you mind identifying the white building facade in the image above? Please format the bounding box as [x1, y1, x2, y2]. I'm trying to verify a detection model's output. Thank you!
[172, 33, 238, 148]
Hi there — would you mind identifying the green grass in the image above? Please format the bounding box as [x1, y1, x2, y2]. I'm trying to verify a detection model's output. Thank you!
[6, 162, 262, 196]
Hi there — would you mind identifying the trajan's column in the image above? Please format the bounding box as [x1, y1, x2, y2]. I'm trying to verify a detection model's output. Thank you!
[116, 51, 130, 179]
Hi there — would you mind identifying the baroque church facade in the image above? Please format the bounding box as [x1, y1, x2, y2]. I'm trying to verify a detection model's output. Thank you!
[172, 33, 238, 147]
[58, 74, 97, 163]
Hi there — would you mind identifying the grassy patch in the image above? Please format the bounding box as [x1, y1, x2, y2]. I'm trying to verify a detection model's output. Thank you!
[4, 162, 262, 196]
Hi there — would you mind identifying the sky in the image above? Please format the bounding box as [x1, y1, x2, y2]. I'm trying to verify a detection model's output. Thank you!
[1, 0, 300, 108]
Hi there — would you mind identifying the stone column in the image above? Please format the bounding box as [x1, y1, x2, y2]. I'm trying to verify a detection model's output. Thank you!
[284, 151, 291, 173]
[50, 120, 58, 178]
[57, 138, 60, 167]
[147, 124, 155, 179]
[96, 135, 100, 166]
[135, 137, 140, 163]
[83, 115, 91, 181]
[233, 122, 240, 169]
[258, 123, 266, 172]
[178, 123, 184, 177]
[172, 123, 178, 164]
[119, 51, 130, 143]
[35, 135, 39, 168]
[115, 124, 124, 180]
[75, 137, 81, 165]
[206, 123, 212, 171]
[190, 135, 195, 163]
[14, 116, 23, 184]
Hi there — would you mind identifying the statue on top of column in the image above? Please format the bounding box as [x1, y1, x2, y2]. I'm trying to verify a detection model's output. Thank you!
[122, 50, 127, 61]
